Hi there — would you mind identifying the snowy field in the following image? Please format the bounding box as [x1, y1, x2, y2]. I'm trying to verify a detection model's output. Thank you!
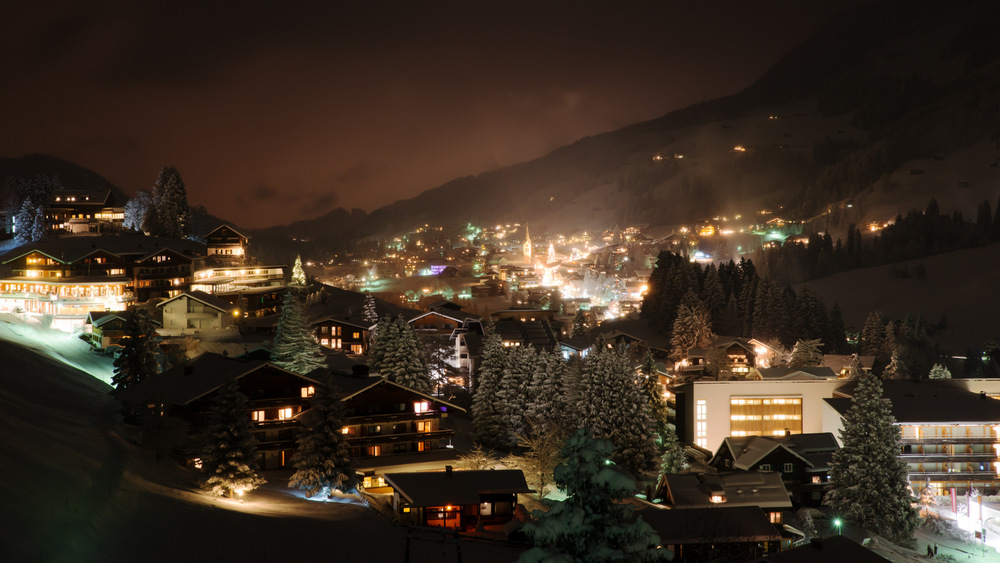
[0, 318, 524, 562]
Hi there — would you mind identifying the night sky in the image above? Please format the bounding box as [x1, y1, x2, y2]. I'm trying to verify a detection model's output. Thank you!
[3, 1, 851, 228]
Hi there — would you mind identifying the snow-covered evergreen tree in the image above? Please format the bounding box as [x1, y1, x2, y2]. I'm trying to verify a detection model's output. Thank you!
[30, 202, 46, 242]
[13, 197, 35, 245]
[123, 190, 152, 231]
[670, 292, 714, 361]
[377, 316, 432, 394]
[368, 315, 398, 375]
[494, 344, 535, 449]
[143, 165, 190, 238]
[639, 351, 670, 442]
[520, 428, 663, 562]
[658, 424, 688, 476]
[788, 338, 824, 368]
[578, 344, 657, 475]
[362, 293, 378, 325]
[472, 330, 509, 449]
[825, 370, 918, 542]
[847, 353, 865, 379]
[797, 508, 817, 540]
[525, 349, 572, 439]
[502, 426, 566, 499]
[290, 254, 308, 287]
[860, 310, 887, 356]
[271, 292, 326, 375]
[112, 308, 159, 391]
[882, 348, 906, 380]
[202, 378, 265, 497]
[288, 379, 355, 497]
[928, 363, 952, 379]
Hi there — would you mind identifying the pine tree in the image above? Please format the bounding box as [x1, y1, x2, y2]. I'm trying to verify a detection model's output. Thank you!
[847, 353, 865, 379]
[658, 424, 688, 476]
[367, 315, 397, 375]
[797, 508, 817, 540]
[361, 293, 378, 325]
[524, 349, 571, 439]
[578, 344, 657, 474]
[520, 428, 663, 563]
[144, 165, 190, 238]
[860, 311, 887, 355]
[14, 197, 35, 245]
[788, 338, 824, 368]
[639, 351, 670, 442]
[30, 203, 46, 242]
[288, 379, 356, 497]
[882, 348, 906, 380]
[271, 292, 326, 375]
[494, 344, 535, 449]
[825, 371, 918, 542]
[472, 330, 508, 449]
[123, 191, 152, 231]
[202, 378, 266, 497]
[378, 316, 432, 394]
[670, 292, 714, 361]
[928, 363, 951, 379]
[112, 308, 160, 391]
[290, 254, 308, 287]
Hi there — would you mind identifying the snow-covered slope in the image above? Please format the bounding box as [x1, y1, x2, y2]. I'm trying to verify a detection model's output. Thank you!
[0, 325, 522, 562]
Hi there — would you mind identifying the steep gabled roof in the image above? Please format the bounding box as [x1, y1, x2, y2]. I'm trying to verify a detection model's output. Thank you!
[753, 366, 837, 380]
[332, 375, 465, 413]
[384, 469, 532, 506]
[717, 436, 813, 470]
[661, 471, 792, 510]
[204, 224, 249, 241]
[114, 356, 301, 406]
[157, 290, 235, 313]
[640, 506, 782, 545]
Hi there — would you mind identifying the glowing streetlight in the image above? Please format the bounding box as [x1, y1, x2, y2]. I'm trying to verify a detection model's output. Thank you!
[832, 517, 843, 535]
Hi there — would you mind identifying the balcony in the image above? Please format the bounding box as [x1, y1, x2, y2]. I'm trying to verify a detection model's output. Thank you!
[907, 471, 1000, 480]
[346, 429, 453, 445]
[900, 438, 999, 445]
[900, 453, 998, 464]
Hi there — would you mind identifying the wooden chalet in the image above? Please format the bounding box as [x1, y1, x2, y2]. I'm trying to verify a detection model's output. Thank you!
[384, 468, 532, 530]
[204, 224, 249, 265]
[158, 290, 238, 332]
[640, 505, 784, 561]
[709, 433, 838, 506]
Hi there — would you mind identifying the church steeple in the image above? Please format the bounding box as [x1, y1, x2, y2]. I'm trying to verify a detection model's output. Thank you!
[523, 224, 532, 261]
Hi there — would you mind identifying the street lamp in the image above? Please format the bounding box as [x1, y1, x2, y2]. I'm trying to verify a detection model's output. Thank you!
[832, 518, 843, 536]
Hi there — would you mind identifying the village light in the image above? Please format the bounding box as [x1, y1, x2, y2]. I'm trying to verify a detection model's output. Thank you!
[832, 517, 842, 535]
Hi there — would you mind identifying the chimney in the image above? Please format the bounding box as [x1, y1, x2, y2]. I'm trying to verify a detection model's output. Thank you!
[445, 465, 453, 476]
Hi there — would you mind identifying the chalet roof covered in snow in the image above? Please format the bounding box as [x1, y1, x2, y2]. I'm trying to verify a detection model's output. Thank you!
[384, 469, 532, 506]
[0, 233, 205, 265]
[714, 433, 838, 471]
[660, 471, 792, 510]
[639, 505, 782, 545]
[157, 290, 235, 313]
[825, 379, 1000, 424]
[751, 366, 838, 380]
[114, 355, 311, 406]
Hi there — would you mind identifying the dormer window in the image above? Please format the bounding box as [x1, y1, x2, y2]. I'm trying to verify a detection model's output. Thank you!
[413, 401, 430, 413]
[301, 386, 315, 398]
[710, 495, 726, 503]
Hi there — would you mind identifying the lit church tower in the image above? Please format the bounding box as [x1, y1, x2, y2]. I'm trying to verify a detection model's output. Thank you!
[523, 225, 532, 262]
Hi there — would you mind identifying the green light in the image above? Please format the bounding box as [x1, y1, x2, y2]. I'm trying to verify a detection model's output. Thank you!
[833, 518, 842, 535]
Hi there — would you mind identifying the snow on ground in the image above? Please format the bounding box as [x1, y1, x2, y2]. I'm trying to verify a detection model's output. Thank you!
[0, 318, 524, 562]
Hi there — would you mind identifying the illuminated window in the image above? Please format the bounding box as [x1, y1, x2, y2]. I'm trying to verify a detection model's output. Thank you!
[341, 427, 350, 435]
[710, 495, 725, 503]
[730, 397, 801, 437]
[414, 401, 431, 413]
[769, 512, 783, 524]
[812, 476, 822, 484]
[301, 386, 315, 398]
[696, 400, 707, 448]
[251, 410, 265, 421]
[368, 445, 381, 456]
[278, 407, 294, 420]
